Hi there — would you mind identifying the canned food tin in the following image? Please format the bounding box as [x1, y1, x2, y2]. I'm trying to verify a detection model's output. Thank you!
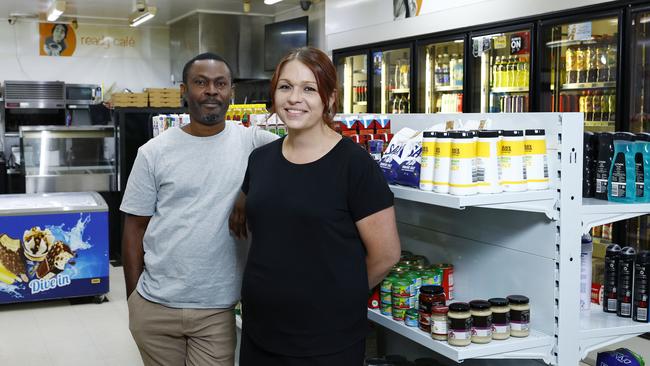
[380, 302, 392, 316]
[392, 307, 407, 321]
[380, 278, 393, 293]
[381, 291, 392, 304]
[436, 263, 454, 300]
[405, 309, 419, 327]
[422, 269, 442, 286]
[392, 280, 411, 297]
[392, 295, 415, 309]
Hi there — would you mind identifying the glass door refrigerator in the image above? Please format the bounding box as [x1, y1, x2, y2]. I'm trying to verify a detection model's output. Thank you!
[416, 36, 466, 113]
[628, 5, 650, 133]
[469, 25, 533, 113]
[370, 44, 412, 114]
[335, 52, 369, 114]
[539, 13, 621, 132]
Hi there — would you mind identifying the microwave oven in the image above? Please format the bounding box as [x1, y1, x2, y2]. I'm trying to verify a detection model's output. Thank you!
[65, 84, 101, 106]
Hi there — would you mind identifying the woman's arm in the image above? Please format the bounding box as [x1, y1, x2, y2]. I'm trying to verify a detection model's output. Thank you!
[356, 206, 401, 288]
[229, 191, 248, 240]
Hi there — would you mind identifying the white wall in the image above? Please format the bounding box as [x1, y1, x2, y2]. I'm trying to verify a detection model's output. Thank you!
[0, 20, 171, 92]
[325, 0, 617, 52]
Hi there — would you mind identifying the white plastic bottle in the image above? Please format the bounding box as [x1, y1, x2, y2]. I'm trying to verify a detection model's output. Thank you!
[499, 130, 527, 192]
[524, 129, 550, 190]
[420, 131, 436, 191]
[434, 131, 452, 193]
[449, 131, 477, 196]
[477, 130, 502, 194]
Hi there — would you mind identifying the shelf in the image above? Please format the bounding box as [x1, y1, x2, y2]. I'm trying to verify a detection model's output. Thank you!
[392, 88, 411, 94]
[561, 82, 616, 91]
[579, 305, 650, 359]
[434, 85, 463, 92]
[368, 309, 554, 363]
[584, 121, 614, 127]
[490, 87, 529, 93]
[354, 101, 368, 105]
[390, 185, 557, 218]
[581, 198, 650, 230]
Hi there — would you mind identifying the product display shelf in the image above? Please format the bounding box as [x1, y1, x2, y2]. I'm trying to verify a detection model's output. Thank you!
[392, 88, 411, 94]
[368, 309, 554, 363]
[579, 305, 650, 359]
[490, 86, 529, 93]
[355, 101, 368, 105]
[389, 185, 557, 218]
[435, 86, 463, 92]
[561, 82, 616, 91]
[580, 198, 650, 231]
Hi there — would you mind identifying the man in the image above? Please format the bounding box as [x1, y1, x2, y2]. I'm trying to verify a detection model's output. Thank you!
[120, 53, 277, 366]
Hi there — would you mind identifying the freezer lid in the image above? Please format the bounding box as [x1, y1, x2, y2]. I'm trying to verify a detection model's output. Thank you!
[0, 192, 108, 215]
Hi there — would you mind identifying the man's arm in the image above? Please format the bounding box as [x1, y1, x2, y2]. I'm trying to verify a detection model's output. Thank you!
[356, 206, 401, 288]
[122, 214, 151, 298]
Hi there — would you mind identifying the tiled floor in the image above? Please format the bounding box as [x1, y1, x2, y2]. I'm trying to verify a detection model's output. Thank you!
[0, 265, 143, 366]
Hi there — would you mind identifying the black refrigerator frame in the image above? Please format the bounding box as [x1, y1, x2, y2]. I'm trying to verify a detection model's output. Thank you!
[333, 48, 373, 114]
[414, 33, 470, 113]
[536, 8, 625, 131]
[467, 22, 537, 114]
[624, 3, 650, 133]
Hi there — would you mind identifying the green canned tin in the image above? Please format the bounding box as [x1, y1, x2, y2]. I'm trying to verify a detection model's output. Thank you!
[392, 295, 413, 309]
[380, 302, 392, 316]
[392, 280, 411, 297]
[392, 307, 407, 321]
[380, 291, 392, 304]
[405, 309, 419, 327]
[422, 269, 443, 286]
[380, 278, 393, 293]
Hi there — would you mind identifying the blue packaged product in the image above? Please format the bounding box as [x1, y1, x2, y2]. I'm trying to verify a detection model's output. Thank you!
[608, 132, 636, 203]
[635, 133, 650, 203]
[395, 134, 422, 188]
[379, 128, 418, 184]
[596, 348, 645, 366]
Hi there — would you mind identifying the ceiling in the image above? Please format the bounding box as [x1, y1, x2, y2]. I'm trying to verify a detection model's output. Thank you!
[0, 0, 305, 26]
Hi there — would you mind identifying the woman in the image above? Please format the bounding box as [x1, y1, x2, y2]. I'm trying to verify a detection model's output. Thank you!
[229, 47, 401, 365]
[44, 23, 67, 56]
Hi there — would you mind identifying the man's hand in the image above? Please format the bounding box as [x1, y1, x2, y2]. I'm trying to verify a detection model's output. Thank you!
[229, 191, 248, 240]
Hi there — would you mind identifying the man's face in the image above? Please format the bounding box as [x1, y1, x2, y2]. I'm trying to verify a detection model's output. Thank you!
[181, 60, 232, 126]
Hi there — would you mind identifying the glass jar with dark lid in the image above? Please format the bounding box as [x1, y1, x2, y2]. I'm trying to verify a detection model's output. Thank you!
[469, 300, 492, 344]
[447, 302, 471, 346]
[489, 298, 511, 340]
[418, 285, 445, 333]
[507, 295, 530, 337]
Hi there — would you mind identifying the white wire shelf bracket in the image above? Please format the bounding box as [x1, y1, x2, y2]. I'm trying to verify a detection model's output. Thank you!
[390, 185, 558, 219]
[580, 198, 650, 231]
[368, 309, 554, 363]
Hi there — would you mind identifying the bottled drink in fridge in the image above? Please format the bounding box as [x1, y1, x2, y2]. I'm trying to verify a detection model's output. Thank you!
[597, 46, 608, 83]
[449, 54, 457, 87]
[455, 54, 464, 87]
[601, 92, 609, 123]
[607, 44, 617, 82]
[566, 47, 575, 84]
[435, 55, 443, 86]
[493, 56, 502, 88]
[593, 90, 602, 122]
[500, 56, 508, 88]
[442, 53, 450, 86]
[586, 46, 597, 83]
[585, 90, 594, 122]
[575, 47, 586, 83]
[509, 56, 517, 88]
[609, 93, 616, 122]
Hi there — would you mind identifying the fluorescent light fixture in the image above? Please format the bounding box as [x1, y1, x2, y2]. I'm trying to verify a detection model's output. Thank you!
[47, 1, 66, 22]
[264, 0, 283, 4]
[281, 30, 307, 35]
[641, 16, 650, 24]
[129, 6, 157, 27]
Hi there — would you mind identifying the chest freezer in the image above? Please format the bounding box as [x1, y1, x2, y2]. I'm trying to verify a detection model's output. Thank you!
[0, 192, 109, 304]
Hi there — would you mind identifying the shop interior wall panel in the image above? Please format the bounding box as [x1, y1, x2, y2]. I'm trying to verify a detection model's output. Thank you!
[395, 200, 557, 260]
[395, 220, 556, 336]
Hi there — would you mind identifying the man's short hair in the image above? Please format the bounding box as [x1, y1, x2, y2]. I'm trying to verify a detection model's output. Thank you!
[182, 53, 234, 84]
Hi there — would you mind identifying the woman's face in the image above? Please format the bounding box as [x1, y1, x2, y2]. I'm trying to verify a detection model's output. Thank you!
[274, 60, 328, 132]
[52, 25, 66, 43]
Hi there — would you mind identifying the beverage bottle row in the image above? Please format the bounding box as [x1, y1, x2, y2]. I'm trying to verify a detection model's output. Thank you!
[435, 93, 463, 113]
[558, 91, 616, 122]
[391, 95, 410, 114]
[435, 53, 463, 88]
[565, 44, 617, 84]
[495, 95, 528, 113]
[491, 55, 529, 89]
[354, 81, 367, 103]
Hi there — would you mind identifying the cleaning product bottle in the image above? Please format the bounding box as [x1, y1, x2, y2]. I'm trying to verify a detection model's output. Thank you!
[608, 132, 636, 203]
[635, 133, 650, 203]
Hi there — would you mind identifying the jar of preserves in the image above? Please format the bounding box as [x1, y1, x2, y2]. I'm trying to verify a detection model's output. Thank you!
[489, 297, 510, 340]
[431, 305, 449, 341]
[418, 285, 446, 332]
[469, 300, 492, 344]
[508, 295, 530, 337]
[447, 302, 472, 347]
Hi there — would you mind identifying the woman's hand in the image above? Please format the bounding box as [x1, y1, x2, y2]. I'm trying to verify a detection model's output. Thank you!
[229, 191, 248, 240]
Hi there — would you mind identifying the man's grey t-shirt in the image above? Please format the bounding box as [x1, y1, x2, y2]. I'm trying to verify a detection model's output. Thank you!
[120, 122, 277, 308]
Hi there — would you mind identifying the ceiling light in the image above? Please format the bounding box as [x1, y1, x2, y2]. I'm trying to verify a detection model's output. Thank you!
[47, 1, 66, 22]
[129, 3, 157, 27]
[264, 0, 283, 4]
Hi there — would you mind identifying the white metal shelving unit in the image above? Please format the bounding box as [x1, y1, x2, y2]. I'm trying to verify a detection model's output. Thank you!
[357, 113, 650, 366]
